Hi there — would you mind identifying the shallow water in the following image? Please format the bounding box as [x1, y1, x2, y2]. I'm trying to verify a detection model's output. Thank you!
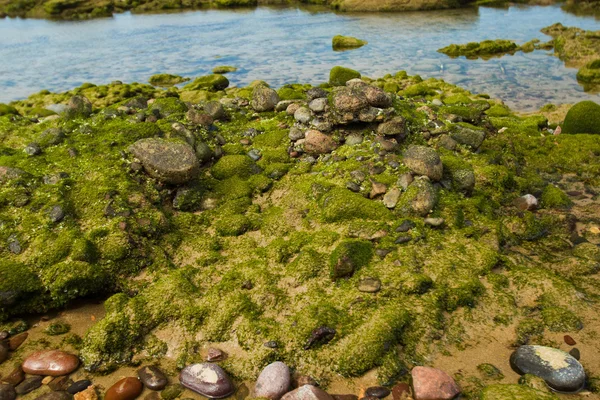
[0, 4, 599, 110]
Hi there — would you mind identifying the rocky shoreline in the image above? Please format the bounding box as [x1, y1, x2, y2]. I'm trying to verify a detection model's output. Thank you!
[1, 65, 600, 399]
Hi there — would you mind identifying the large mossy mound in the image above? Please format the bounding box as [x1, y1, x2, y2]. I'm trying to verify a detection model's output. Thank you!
[562, 100, 600, 134]
[438, 39, 519, 59]
[1, 69, 599, 392]
[332, 35, 367, 51]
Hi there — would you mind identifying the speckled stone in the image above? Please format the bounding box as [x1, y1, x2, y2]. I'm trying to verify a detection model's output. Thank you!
[22, 350, 80, 376]
[137, 366, 168, 391]
[1, 367, 25, 386]
[510, 345, 586, 392]
[104, 378, 143, 400]
[255, 362, 291, 400]
[281, 385, 333, 400]
[179, 363, 235, 399]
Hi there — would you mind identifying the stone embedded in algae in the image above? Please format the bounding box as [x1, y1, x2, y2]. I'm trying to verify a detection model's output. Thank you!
[329, 66, 361, 86]
[129, 138, 200, 185]
[183, 74, 229, 91]
[332, 35, 367, 51]
[577, 59, 600, 83]
[319, 187, 390, 222]
[438, 39, 519, 59]
[251, 85, 280, 112]
[150, 97, 188, 117]
[329, 239, 373, 280]
[562, 100, 600, 134]
[403, 145, 443, 181]
[0, 103, 19, 116]
[148, 74, 190, 87]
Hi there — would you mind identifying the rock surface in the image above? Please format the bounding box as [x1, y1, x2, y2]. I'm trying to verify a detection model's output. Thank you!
[104, 377, 143, 400]
[22, 350, 80, 376]
[411, 366, 460, 400]
[509, 345, 586, 392]
[255, 362, 291, 400]
[128, 138, 200, 185]
[403, 145, 443, 181]
[252, 86, 280, 112]
[179, 363, 235, 399]
[137, 366, 168, 391]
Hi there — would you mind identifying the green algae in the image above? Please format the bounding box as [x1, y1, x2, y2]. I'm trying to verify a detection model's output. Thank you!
[329, 66, 361, 86]
[332, 35, 367, 51]
[183, 74, 229, 91]
[438, 39, 519, 59]
[148, 74, 190, 87]
[212, 66, 237, 74]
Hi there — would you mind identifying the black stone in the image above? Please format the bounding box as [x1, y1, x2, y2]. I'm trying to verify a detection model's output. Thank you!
[569, 348, 581, 361]
[304, 326, 336, 350]
[396, 220, 416, 232]
[15, 377, 43, 395]
[137, 366, 168, 391]
[365, 387, 390, 399]
[0, 384, 16, 400]
[395, 236, 412, 245]
[49, 205, 65, 223]
[66, 380, 92, 395]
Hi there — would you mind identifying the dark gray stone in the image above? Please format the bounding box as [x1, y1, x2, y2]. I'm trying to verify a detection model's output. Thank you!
[49, 205, 65, 223]
[138, 366, 168, 391]
[0, 384, 16, 400]
[66, 380, 92, 395]
[15, 377, 43, 395]
[510, 345, 586, 392]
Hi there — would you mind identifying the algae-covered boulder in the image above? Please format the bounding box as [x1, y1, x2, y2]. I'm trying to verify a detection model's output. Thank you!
[329, 66, 361, 87]
[0, 166, 28, 183]
[480, 384, 558, 400]
[212, 66, 237, 74]
[562, 100, 600, 134]
[438, 39, 519, 59]
[397, 178, 438, 216]
[403, 145, 443, 181]
[65, 95, 92, 118]
[577, 59, 600, 83]
[0, 261, 41, 309]
[450, 124, 485, 149]
[148, 74, 189, 87]
[183, 74, 229, 91]
[211, 155, 260, 180]
[251, 86, 280, 112]
[332, 35, 367, 51]
[320, 187, 390, 222]
[0, 103, 19, 116]
[129, 138, 200, 185]
[40, 261, 109, 307]
[150, 97, 188, 117]
[329, 239, 372, 280]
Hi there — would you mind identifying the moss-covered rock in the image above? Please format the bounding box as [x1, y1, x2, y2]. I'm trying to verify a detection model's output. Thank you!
[480, 384, 558, 400]
[332, 35, 367, 51]
[149, 97, 188, 117]
[541, 306, 583, 332]
[0, 103, 19, 116]
[183, 74, 229, 91]
[212, 66, 237, 74]
[329, 239, 373, 280]
[540, 185, 572, 209]
[211, 155, 260, 180]
[438, 39, 519, 59]
[148, 73, 190, 86]
[329, 66, 361, 86]
[319, 187, 390, 222]
[562, 100, 600, 134]
[577, 59, 600, 83]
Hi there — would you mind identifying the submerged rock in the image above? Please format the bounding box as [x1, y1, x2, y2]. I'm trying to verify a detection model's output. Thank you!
[179, 363, 235, 399]
[332, 35, 367, 51]
[128, 138, 200, 185]
[509, 345, 586, 392]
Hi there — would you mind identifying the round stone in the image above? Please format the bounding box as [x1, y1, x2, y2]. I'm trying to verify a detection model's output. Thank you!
[137, 366, 168, 391]
[509, 345, 586, 392]
[128, 138, 200, 185]
[358, 278, 381, 293]
[255, 362, 291, 400]
[15, 377, 43, 395]
[179, 363, 235, 399]
[403, 145, 443, 181]
[22, 350, 80, 376]
[364, 387, 390, 398]
[411, 366, 460, 400]
[0, 384, 16, 400]
[104, 377, 143, 400]
[67, 380, 92, 395]
[281, 385, 333, 400]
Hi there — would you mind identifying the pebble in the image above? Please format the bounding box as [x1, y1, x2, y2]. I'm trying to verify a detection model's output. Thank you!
[403, 145, 443, 181]
[294, 107, 312, 124]
[346, 182, 361, 193]
[67, 380, 92, 395]
[24, 143, 42, 156]
[22, 350, 80, 376]
[395, 236, 411, 245]
[281, 385, 333, 400]
[49, 205, 65, 223]
[424, 218, 444, 227]
[2, 367, 24, 386]
[397, 173, 413, 190]
[0, 384, 16, 400]
[304, 130, 336, 155]
[345, 134, 363, 146]
[358, 278, 381, 293]
[411, 366, 460, 400]
[564, 335, 576, 346]
[248, 149, 262, 161]
[364, 387, 390, 399]
[513, 194, 538, 211]
[74, 386, 98, 400]
[304, 326, 336, 350]
[8, 332, 28, 350]
[295, 376, 317, 388]
[105, 378, 143, 400]
[179, 363, 235, 399]
[35, 392, 73, 400]
[383, 188, 400, 208]
[15, 377, 44, 395]
[309, 99, 327, 113]
[255, 362, 291, 400]
[264, 341, 279, 349]
[509, 345, 585, 392]
[0, 343, 7, 364]
[137, 366, 168, 391]
[369, 181, 387, 199]
[391, 383, 410, 400]
[396, 220, 416, 232]
[48, 376, 70, 391]
[569, 348, 581, 360]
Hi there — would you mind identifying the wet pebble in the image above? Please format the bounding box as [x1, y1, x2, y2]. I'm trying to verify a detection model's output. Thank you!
[35, 392, 73, 400]
[159, 384, 183, 400]
[8, 332, 28, 350]
[206, 348, 224, 362]
[396, 220, 416, 233]
[364, 387, 390, 399]
[2, 367, 24, 386]
[358, 278, 381, 293]
[0, 343, 7, 364]
[48, 376, 71, 391]
[137, 366, 168, 391]
[391, 383, 410, 400]
[255, 362, 290, 400]
[564, 335, 576, 346]
[510, 345, 585, 392]
[513, 194, 538, 211]
[395, 236, 411, 245]
[15, 377, 44, 395]
[179, 363, 235, 399]
[569, 348, 581, 360]
[282, 385, 333, 400]
[411, 366, 460, 400]
[0, 383, 16, 400]
[74, 385, 98, 400]
[67, 380, 92, 395]
[295, 376, 317, 388]
[22, 350, 80, 376]
[105, 378, 143, 400]
[264, 341, 279, 349]
[304, 326, 336, 350]
[424, 218, 444, 227]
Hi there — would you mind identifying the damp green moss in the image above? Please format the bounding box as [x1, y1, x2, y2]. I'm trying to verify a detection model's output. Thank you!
[402, 83, 435, 97]
[44, 320, 71, 336]
[150, 97, 188, 116]
[320, 187, 390, 222]
[541, 306, 583, 332]
[562, 100, 600, 134]
[329, 239, 373, 280]
[329, 66, 361, 86]
[0, 103, 19, 116]
[215, 214, 251, 236]
[41, 261, 109, 306]
[438, 40, 519, 59]
[211, 155, 259, 180]
[480, 384, 558, 400]
[540, 185, 572, 209]
[212, 66, 237, 74]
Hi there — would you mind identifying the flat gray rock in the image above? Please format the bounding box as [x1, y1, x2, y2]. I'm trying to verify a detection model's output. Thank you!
[510, 345, 586, 392]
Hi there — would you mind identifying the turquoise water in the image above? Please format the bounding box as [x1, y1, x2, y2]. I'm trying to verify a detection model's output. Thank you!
[0, 4, 599, 110]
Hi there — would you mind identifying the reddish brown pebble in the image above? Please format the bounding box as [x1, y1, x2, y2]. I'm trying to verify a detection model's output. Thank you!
[105, 378, 143, 400]
[42, 376, 55, 385]
[8, 332, 28, 350]
[206, 347, 224, 362]
[48, 376, 71, 391]
[391, 383, 410, 400]
[22, 350, 80, 376]
[411, 366, 460, 400]
[1, 367, 25, 385]
[564, 335, 577, 346]
[290, 151, 299, 158]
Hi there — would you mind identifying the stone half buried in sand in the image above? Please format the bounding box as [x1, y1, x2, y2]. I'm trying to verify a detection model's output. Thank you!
[179, 363, 235, 399]
[22, 350, 80, 376]
[509, 345, 586, 393]
[128, 138, 200, 185]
